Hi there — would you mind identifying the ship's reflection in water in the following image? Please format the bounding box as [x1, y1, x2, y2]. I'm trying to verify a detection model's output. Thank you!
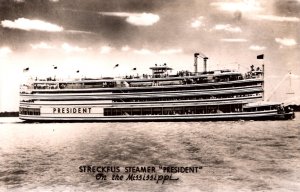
[0, 116, 299, 191]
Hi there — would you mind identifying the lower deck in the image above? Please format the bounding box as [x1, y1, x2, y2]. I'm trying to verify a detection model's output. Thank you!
[19, 110, 295, 122]
[19, 99, 295, 122]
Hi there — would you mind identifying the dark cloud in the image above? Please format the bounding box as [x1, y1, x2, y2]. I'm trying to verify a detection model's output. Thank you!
[0, 0, 200, 49]
[0, 0, 299, 54]
[58, 0, 166, 12]
[0, 0, 55, 20]
[273, 0, 300, 16]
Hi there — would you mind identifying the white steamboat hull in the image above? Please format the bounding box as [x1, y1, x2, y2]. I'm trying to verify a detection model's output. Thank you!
[19, 110, 295, 122]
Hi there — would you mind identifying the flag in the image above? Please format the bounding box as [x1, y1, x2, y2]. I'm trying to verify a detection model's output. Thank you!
[114, 64, 119, 68]
[132, 68, 136, 70]
[54, 66, 57, 69]
[23, 67, 29, 72]
[76, 70, 79, 73]
[257, 54, 264, 59]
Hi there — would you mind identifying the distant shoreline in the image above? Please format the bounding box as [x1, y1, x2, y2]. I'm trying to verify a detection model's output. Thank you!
[0, 111, 19, 117]
[288, 105, 300, 112]
[1, 105, 300, 117]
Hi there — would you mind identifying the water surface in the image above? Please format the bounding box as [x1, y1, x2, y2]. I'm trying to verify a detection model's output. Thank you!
[0, 115, 299, 191]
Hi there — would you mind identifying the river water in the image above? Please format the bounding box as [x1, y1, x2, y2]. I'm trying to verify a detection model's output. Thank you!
[0, 114, 299, 192]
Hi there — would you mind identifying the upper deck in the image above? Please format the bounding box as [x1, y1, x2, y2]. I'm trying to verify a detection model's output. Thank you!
[20, 65, 263, 93]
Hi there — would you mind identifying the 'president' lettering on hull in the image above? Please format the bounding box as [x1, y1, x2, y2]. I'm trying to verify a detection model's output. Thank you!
[53, 107, 92, 114]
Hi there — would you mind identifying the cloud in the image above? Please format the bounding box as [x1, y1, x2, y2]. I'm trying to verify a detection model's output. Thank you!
[0, 47, 12, 57]
[133, 48, 182, 55]
[30, 42, 55, 49]
[100, 46, 112, 54]
[1, 18, 63, 32]
[275, 38, 297, 46]
[220, 38, 248, 42]
[213, 24, 242, 33]
[254, 15, 300, 22]
[66, 30, 94, 34]
[61, 43, 87, 53]
[134, 49, 152, 55]
[191, 16, 205, 29]
[249, 45, 266, 51]
[121, 45, 130, 51]
[127, 13, 159, 26]
[100, 12, 159, 26]
[289, 73, 300, 79]
[210, 1, 262, 12]
[159, 48, 182, 54]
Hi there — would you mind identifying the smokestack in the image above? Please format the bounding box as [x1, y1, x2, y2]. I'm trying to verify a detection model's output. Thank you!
[194, 53, 200, 73]
[203, 57, 208, 73]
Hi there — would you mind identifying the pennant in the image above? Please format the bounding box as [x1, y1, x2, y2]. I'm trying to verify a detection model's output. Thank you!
[23, 67, 29, 72]
[132, 68, 136, 70]
[114, 64, 119, 68]
[76, 70, 80, 73]
[257, 54, 264, 59]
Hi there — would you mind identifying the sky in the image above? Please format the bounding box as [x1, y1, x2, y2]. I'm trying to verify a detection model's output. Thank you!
[0, 0, 299, 111]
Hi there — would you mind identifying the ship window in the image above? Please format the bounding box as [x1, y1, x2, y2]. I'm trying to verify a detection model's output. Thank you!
[152, 108, 162, 115]
[141, 108, 152, 115]
[19, 107, 40, 115]
[174, 107, 183, 114]
[122, 109, 132, 115]
[163, 107, 173, 115]
[104, 108, 112, 116]
[111, 108, 121, 116]
[132, 108, 142, 115]
[195, 107, 206, 114]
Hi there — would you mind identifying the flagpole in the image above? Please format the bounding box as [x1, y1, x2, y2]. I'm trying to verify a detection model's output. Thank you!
[52, 65, 57, 81]
[132, 67, 137, 78]
[22, 67, 30, 83]
[113, 64, 119, 78]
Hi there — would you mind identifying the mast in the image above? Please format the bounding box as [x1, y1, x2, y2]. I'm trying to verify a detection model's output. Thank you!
[266, 72, 290, 101]
[286, 71, 295, 95]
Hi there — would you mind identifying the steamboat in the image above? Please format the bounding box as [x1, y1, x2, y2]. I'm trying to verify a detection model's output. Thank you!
[19, 53, 295, 121]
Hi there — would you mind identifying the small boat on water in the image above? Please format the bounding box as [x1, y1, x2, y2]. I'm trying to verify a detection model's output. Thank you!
[19, 53, 295, 122]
